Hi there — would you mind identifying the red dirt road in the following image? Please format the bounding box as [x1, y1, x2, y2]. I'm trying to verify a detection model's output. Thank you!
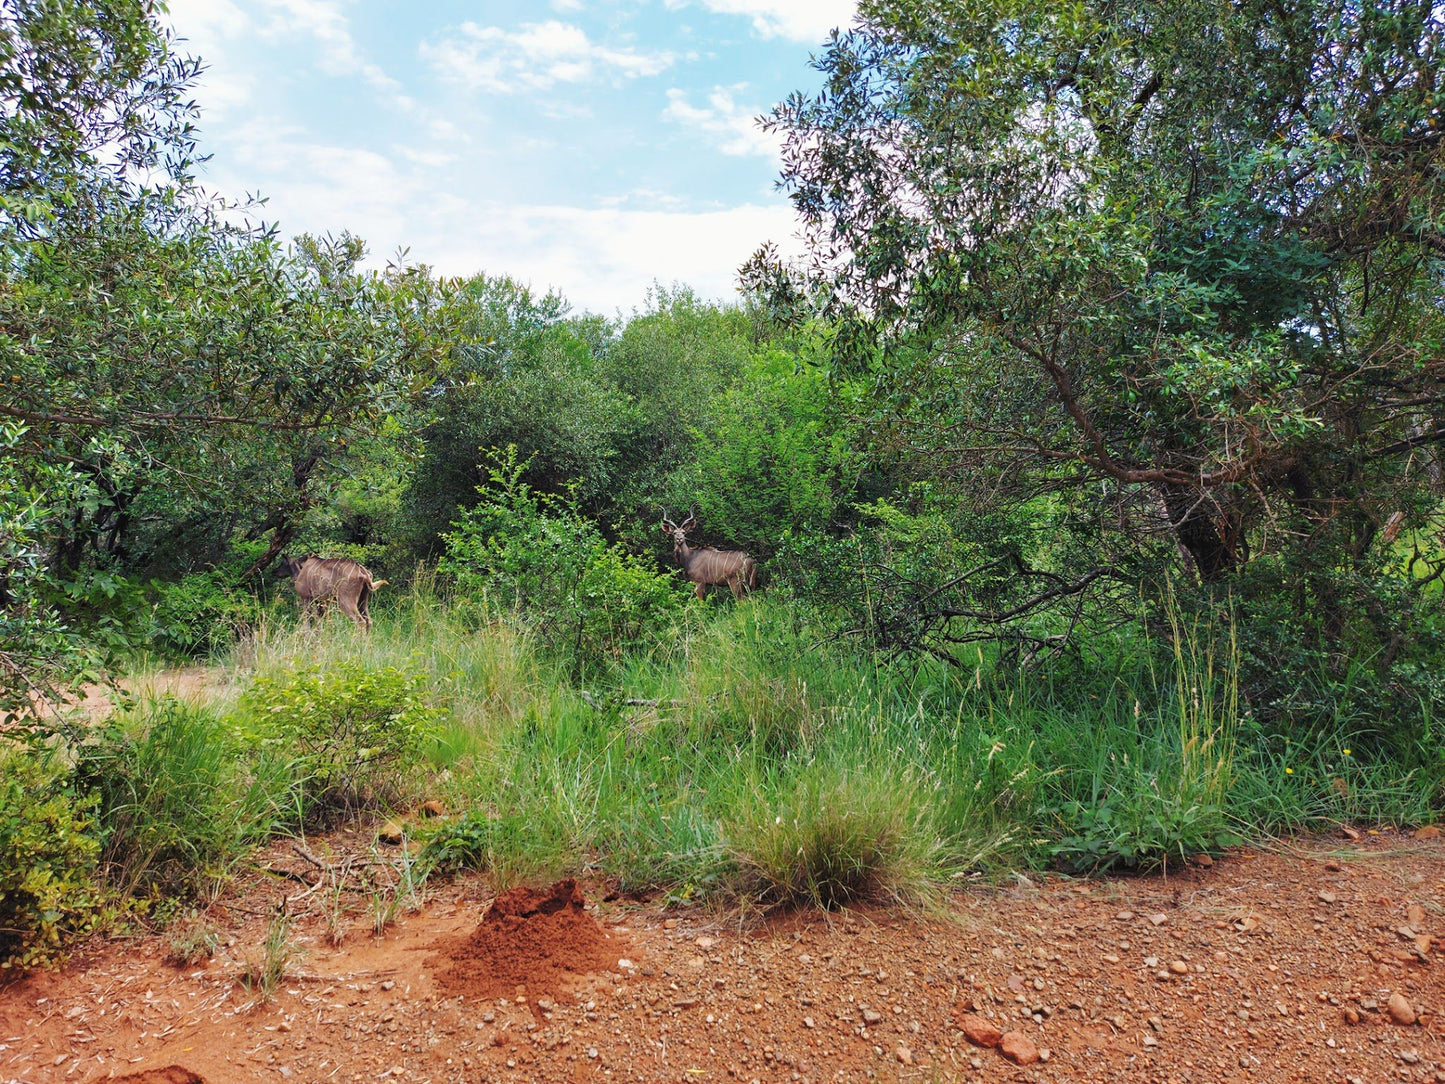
[3, 835, 1443, 1083]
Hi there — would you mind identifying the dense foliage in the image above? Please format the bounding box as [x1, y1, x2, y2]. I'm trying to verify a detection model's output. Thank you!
[0, 0, 1441, 970]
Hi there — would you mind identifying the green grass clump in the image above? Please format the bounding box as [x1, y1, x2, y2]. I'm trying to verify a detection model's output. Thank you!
[77, 697, 274, 904]
[724, 755, 955, 909]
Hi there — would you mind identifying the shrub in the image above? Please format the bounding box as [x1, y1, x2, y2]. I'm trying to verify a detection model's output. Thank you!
[0, 749, 102, 970]
[236, 660, 444, 825]
[443, 445, 689, 669]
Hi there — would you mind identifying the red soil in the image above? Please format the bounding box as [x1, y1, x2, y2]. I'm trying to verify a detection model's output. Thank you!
[431, 878, 627, 1000]
[2, 832, 1443, 1083]
[111, 1068, 205, 1084]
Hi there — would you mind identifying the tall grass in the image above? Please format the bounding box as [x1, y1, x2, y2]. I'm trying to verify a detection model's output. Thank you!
[102, 583, 1438, 914]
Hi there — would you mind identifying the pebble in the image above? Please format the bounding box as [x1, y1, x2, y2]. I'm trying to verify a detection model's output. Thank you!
[863, 1009, 883, 1025]
[1415, 826, 1441, 841]
[1116, 911, 1135, 921]
[999, 1031, 1040, 1065]
[1150, 914, 1168, 926]
[1388, 992, 1417, 1026]
[803, 1017, 815, 1028]
[1103, 954, 1121, 964]
[695, 937, 718, 951]
[1343, 1007, 1360, 1025]
[377, 821, 405, 845]
[957, 1012, 1003, 1049]
[895, 1046, 914, 1066]
[1169, 960, 1189, 975]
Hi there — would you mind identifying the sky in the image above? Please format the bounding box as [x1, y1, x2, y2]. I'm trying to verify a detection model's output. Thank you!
[163, 0, 858, 314]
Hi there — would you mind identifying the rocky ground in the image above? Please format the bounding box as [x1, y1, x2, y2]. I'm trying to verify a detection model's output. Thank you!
[2, 830, 1443, 1084]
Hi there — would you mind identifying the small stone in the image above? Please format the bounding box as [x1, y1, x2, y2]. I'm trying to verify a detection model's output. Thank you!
[1116, 911, 1135, 922]
[617, 958, 635, 970]
[956, 1011, 1003, 1048]
[1169, 961, 1189, 975]
[1401, 1051, 1421, 1065]
[419, 800, 445, 818]
[380, 980, 395, 992]
[1341, 825, 1362, 841]
[1415, 826, 1441, 841]
[896, 1046, 914, 1066]
[1193, 853, 1213, 868]
[663, 919, 678, 930]
[377, 821, 405, 845]
[1102, 954, 1121, 964]
[1318, 891, 1338, 903]
[863, 1009, 883, 1025]
[1343, 1007, 1361, 1025]
[1142, 1034, 1159, 1047]
[695, 936, 718, 951]
[803, 1016, 814, 1028]
[1150, 914, 1168, 927]
[998, 1031, 1039, 1065]
[1408, 903, 1427, 926]
[1388, 992, 1417, 1026]
[588, 1047, 599, 1059]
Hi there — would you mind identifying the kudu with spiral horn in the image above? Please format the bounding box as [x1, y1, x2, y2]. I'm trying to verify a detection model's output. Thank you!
[660, 511, 758, 599]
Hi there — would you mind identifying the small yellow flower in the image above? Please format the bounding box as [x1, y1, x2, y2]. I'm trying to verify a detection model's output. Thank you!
[1343, 748, 1351, 756]
[1285, 767, 1294, 775]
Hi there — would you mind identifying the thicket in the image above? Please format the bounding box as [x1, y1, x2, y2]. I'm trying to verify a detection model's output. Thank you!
[0, 0, 1442, 971]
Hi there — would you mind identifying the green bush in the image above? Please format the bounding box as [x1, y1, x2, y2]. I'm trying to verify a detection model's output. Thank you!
[0, 749, 102, 970]
[236, 659, 444, 825]
[443, 445, 689, 669]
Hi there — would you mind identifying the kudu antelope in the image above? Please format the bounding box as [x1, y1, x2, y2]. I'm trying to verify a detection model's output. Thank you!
[279, 555, 388, 630]
[661, 512, 758, 599]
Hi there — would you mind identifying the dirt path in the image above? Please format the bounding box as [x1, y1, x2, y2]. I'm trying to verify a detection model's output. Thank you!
[3, 834, 1443, 1083]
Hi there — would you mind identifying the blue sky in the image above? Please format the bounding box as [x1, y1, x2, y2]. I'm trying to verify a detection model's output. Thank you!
[164, 1, 857, 313]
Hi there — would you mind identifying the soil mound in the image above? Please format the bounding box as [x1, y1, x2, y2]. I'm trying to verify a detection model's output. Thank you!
[113, 1068, 205, 1084]
[433, 879, 621, 999]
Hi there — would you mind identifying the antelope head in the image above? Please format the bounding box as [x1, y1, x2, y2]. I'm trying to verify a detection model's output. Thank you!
[660, 510, 697, 555]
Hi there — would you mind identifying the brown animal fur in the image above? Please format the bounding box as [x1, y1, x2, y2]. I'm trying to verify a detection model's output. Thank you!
[280, 555, 388, 630]
[660, 514, 758, 600]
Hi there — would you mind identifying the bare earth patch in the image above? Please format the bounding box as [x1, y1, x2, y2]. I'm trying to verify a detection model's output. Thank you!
[2, 835, 1443, 1083]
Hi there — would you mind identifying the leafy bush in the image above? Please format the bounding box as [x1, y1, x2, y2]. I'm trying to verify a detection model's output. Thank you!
[76, 698, 266, 902]
[145, 566, 264, 658]
[236, 660, 444, 824]
[0, 749, 102, 970]
[443, 445, 689, 669]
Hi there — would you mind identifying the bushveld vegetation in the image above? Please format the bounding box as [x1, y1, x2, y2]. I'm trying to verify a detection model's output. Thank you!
[1, 1, 1442, 970]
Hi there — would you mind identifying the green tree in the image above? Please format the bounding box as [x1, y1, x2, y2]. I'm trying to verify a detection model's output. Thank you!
[753, 0, 1445, 676]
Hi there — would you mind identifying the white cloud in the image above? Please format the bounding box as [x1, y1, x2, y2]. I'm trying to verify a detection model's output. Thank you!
[680, 0, 857, 42]
[422, 20, 674, 94]
[257, 0, 400, 93]
[201, 128, 800, 311]
[663, 86, 777, 159]
[166, 0, 254, 117]
[552, 0, 584, 10]
[419, 201, 804, 313]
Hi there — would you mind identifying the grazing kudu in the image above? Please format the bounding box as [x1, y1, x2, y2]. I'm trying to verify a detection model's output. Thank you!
[661, 512, 758, 600]
[279, 555, 388, 630]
